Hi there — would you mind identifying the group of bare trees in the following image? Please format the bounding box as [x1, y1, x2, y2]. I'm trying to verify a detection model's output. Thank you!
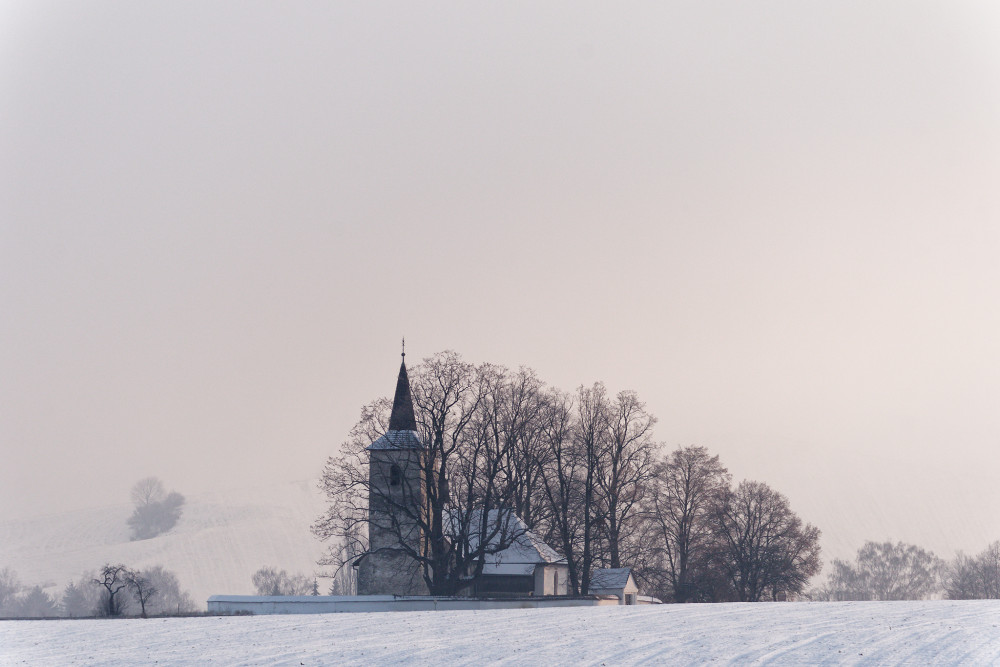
[313, 351, 821, 601]
[0, 564, 194, 618]
[812, 539, 1000, 601]
[529, 381, 661, 596]
[819, 541, 943, 601]
[91, 563, 195, 617]
[945, 542, 1000, 600]
[0, 568, 61, 618]
[250, 566, 317, 596]
[640, 447, 821, 602]
[128, 477, 185, 541]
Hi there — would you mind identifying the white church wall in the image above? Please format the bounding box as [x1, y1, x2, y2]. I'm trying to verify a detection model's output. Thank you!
[206, 595, 620, 615]
[532, 565, 569, 595]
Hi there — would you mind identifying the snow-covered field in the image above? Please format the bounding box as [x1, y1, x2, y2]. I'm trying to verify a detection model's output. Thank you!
[2, 600, 998, 666]
[0, 480, 327, 606]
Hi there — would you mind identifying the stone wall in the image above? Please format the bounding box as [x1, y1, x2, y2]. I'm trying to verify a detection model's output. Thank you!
[362, 447, 429, 595]
[356, 551, 428, 596]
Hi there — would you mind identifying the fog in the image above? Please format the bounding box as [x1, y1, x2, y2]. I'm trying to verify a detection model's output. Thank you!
[2, 1, 998, 563]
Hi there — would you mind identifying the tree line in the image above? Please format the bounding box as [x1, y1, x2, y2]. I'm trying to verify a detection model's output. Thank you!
[313, 350, 822, 601]
[812, 539, 1000, 601]
[0, 564, 195, 618]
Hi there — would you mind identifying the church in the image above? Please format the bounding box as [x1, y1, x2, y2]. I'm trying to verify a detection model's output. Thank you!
[355, 350, 569, 598]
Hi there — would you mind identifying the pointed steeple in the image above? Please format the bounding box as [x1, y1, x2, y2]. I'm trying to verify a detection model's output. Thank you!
[388, 357, 417, 431]
[368, 343, 423, 450]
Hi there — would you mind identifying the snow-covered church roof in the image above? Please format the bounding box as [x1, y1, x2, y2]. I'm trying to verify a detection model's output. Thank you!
[368, 430, 422, 450]
[461, 510, 566, 576]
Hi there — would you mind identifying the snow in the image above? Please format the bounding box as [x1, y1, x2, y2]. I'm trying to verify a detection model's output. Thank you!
[0, 480, 327, 606]
[2, 600, 998, 665]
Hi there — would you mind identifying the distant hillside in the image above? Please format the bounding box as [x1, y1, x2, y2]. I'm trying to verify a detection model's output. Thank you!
[0, 480, 328, 608]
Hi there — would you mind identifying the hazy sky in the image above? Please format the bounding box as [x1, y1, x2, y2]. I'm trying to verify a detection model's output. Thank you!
[2, 2, 998, 564]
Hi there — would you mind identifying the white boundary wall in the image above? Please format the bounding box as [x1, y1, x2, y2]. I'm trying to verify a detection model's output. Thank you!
[207, 595, 622, 615]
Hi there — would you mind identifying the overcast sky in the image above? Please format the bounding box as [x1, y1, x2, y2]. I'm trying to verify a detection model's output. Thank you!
[2, 1, 998, 563]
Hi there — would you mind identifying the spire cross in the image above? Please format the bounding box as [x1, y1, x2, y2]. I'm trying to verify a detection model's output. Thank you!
[401, 337, 405, 358]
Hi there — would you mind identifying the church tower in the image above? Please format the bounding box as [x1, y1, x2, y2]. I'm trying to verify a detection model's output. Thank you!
[357, 348, 429, 595]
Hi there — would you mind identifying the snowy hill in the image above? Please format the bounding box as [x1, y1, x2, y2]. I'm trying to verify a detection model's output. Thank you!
[2, 600, 999, 665]
[0, 480, 328, 608]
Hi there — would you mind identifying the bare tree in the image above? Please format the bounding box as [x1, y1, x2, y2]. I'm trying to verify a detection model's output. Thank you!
[598, 390, 658, 570]
[574, 383, 611, 595]
[416, 358, 533, 594]
[0, 567, 21, 615]
[538, 385, 660, 592]
[93, 563, 131, 617]
[710, 480, 821, 601]
[944, 541, 1000, 600]
[944, 551, 981, 600]
[252, 567, 284, 595]
[493, 367, 550, 530]
[827, 541, 943, 601]
[130, 477, 166, 507]
[324, 536, 360, 595]
[251, 566, 316, 596]
[645, 446, 730, 602]
[140, 566, 195, 614]
[974, 541, 1000, 599]
[314, 397, 389, 578]
[951, 541, 1000, 600]
[126, 571, 158, 618]
[287, 573, 313, 595]
[537, 389, 586, 594]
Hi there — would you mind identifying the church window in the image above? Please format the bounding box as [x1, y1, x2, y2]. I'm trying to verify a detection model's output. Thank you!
[389, 464, 402, 487]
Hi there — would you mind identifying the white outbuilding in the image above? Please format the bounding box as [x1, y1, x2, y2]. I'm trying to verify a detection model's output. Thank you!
[590, 568, 639, 605]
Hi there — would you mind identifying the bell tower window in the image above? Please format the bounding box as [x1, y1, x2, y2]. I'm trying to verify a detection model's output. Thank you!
[389, 463, 402, 487]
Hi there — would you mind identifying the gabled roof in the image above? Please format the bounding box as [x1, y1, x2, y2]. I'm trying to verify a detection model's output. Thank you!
[501, 522, 565, 565]
[590, 568, 635, 591]
[459, 510, 566, 569]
